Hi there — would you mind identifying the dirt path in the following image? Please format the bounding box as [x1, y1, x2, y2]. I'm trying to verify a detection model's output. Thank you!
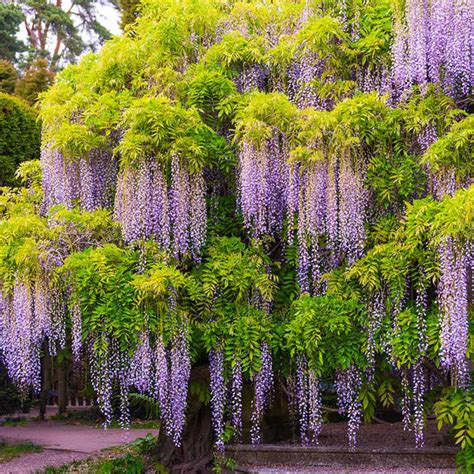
[0, 421, 159, 473]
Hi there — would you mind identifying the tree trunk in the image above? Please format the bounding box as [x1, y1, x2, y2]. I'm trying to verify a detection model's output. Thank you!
[153, 366, 213, 473]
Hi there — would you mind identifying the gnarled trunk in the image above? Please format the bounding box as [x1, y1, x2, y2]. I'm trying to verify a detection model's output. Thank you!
[153, 366, 213, 473]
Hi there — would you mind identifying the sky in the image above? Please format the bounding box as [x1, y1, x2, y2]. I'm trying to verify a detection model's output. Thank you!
[97, 1, 122, 36]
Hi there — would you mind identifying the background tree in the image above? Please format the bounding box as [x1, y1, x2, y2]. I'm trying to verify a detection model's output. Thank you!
[15, 0, 118, 70]
[15, 57, 54, 103]
[0, 60, 18, 94]
[0, 2, 25, 62]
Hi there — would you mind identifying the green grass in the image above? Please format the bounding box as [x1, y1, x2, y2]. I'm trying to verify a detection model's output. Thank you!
[1, 418, 29, 427]
[41, 454, 146, 474]
[0, 441, 42, 463]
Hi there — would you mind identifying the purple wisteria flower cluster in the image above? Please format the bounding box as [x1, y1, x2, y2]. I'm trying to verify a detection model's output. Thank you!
[335, 366, 363, 450]
[0, 279, 68, 394]
[392, 0, 472, 100]
[250, 342, 274, 445]
[115, 156, 206, 260]
[209, 348, 225, 454]
[87, 325, 191, 444]
[295, 355, 323, 445]
[438, 238, 470, 388]
[42, 147, 117, 213]
[292, 157, 367, 293]
[238, 134, 289, 239]
[206, 346, 275, 451]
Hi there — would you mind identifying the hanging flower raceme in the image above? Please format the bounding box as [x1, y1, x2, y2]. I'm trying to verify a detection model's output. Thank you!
[209, 348, 225, 454]
[437, 237, 470, 388]
[392, 0, 472, 101]
[295, 355, 323, 445]
[89, 336, 119, 427]
[115, 155, 206, 260]
[129, 331, 153, 394]
[366, 292, 384, 379]
[115, 159, 171, 248]
[0, 282, 41, 393]
[294, 153, 367, 293]
[236, 64, 267, 93]
[288, 49, 325, 109]
[335, 365, 363, 450]
[413, 278, 428, 448]
[41, 146, 118, 213]
[153, 334, 171, 432]
[295, 161, 328, 294]
[168, 326, 191, 446]
[70, 301, 82, 363]
[238, 133, 289, 239]
[338, 158, 367, 266]
[231, 359, 243, 440]
[250, 341, 274, 445]
[0, 275, 69, 395]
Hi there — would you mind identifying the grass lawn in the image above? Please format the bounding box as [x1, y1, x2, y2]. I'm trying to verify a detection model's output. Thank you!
[0, 441, 42, 463]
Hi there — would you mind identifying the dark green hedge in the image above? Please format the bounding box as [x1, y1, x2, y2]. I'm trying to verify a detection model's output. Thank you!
[0, 92, 40, 186]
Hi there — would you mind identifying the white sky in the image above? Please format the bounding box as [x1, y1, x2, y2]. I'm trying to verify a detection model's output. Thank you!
[97, 2, 122, 36]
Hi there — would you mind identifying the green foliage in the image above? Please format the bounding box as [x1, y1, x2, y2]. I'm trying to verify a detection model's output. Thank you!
[367, 152, 425, 209]
[118, 0, 141, 29]
[435, 389, 474, 450]
[359, 380, 377, 423]
[0, 93, 40, 186]
[203, 31, 267, 73]
[94, 454, 145, 474]
[191, 237, 277, 376]
[351, 0, 392, 69]
[0, 3, 25, 62]
[15, 58, 55, 105]
[0, 60, 17, 94]
[63, 245, 142, 353]
[391, 306, 424, 368]
[128, 393, 161, 420]
[423, 115, 474, 179]
[0, 441, 41, 463]
[0, 364, 25, 416]
[286, 294, 367, 376]
[235, 92, 298, 144]
[183, 67, 238, 129]
[118, 95, 231, 173]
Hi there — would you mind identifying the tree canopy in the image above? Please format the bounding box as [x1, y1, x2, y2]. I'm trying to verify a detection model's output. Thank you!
[0, 0, 473, 470]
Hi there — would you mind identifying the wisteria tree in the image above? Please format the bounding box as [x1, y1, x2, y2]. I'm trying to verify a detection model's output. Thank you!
[0, 0, 473, 471]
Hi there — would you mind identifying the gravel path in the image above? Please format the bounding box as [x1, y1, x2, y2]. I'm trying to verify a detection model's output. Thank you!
[0, 421, 159, 473]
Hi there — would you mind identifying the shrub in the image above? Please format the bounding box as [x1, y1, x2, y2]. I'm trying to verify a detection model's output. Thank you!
[0, 60, 17, 94]
[15, 58, 54, 105]
[0, 93, 41, 186]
